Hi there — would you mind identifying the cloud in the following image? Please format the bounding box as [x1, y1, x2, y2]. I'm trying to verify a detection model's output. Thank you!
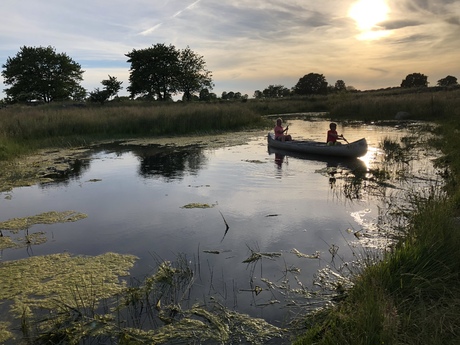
[1, 0, 459, 98]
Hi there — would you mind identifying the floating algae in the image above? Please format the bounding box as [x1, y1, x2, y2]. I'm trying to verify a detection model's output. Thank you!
[181, 202, 215, 209]
[0, 147, 91, 192]
[0, 252, 137, 317]
[0, 322, 13, 343]
[0, 252, 137, 343]
[0, 210, 88, 232]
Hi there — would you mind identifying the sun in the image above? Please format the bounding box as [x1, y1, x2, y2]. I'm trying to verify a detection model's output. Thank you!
[349, 0, 389, 31]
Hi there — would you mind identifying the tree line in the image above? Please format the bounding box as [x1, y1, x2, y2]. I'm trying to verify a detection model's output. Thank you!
[1, 45, 458, 105]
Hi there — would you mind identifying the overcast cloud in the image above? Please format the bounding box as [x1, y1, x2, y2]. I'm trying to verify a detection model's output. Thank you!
[1, 0, 459, 98]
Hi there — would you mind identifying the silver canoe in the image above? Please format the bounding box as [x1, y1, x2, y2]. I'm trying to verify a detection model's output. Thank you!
[267, 132, 368, 158]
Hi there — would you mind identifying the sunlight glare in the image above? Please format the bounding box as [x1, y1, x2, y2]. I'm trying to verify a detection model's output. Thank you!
[349, 0, 389, 31]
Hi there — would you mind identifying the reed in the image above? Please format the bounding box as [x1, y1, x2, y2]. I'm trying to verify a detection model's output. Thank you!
[328, 88, 460, 121]
[0, 102, 270, 161]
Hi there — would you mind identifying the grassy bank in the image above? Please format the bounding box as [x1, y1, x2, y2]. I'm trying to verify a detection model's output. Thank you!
[293, 90, 460, 344]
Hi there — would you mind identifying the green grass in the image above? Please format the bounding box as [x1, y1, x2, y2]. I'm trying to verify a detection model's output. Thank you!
[0, 102, 271, 161]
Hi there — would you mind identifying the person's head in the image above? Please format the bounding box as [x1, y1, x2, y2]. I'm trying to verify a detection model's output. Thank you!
[276, 118, 282, 125]
[329, 123, 337, 130]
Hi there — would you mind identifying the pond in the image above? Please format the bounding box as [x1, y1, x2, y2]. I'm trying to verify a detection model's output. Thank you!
[0, 117, 444, 341]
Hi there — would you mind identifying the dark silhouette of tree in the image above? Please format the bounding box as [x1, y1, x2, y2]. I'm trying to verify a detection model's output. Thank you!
[437, 75, 458, 87]
[293, 73, 328, 95]
[253, 90, 263, 99]
[262, 84, 291, 98]
[89, 75, 123, 104]
[177, 47, 213, 101]
[1, 46, 84, 103]
[126, 44, 179, 101]
[126, 44, 213, 101]
[335, 80, 346, 91]
[401, 73, 428, 88]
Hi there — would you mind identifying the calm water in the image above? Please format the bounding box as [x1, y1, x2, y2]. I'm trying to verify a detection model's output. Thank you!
[0, 119, 442, 326]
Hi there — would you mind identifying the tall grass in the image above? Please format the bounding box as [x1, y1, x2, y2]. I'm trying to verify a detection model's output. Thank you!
[0, 102, 269, 160]
[328, 88, 460, 121]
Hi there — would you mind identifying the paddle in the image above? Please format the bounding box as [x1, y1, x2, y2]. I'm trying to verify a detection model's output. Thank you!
[342, 136, 349, 144]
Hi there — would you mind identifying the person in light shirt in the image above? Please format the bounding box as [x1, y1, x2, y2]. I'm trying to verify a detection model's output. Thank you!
[274, 118, 292, 142]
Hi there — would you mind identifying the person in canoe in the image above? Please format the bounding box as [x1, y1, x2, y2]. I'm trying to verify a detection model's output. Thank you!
[326, 122, 345, 145]
[274, 118, 292, 142]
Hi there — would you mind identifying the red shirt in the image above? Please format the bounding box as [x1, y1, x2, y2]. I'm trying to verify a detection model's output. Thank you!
[327, 129, 338, 143]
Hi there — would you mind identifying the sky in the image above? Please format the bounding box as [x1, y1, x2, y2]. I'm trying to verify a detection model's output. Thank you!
[1, 0, 459, 99]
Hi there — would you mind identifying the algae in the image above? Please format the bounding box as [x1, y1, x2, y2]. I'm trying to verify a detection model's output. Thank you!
[0, 321, 13, 343]
[181, 202, 215, 209]
[0, 252, 137, 317]
[0, 210, 88, 232]
[0, 147, 90, 192]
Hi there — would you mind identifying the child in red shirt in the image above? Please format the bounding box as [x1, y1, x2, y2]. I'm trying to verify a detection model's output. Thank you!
[327, 123, 343, 145]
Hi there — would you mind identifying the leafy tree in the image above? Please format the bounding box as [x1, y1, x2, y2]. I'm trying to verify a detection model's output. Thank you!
[89, 75, 123, 104]
[70, 85, 87, 102]
[126, 44, 213, 101]
[437, 75, 458, 87]
[253, 90, 263, 99]
[101, 75, 123, 98]
[401, 73, 428, 88]
[126, 43, 180, 101]
[177, 47, 213, 101]
[1, 45, 85, 103]
[335, 80, 346, 91]
[89, 88, 110, 104]
[199, 88, 211, 101]
[222, 91, 238, 100]
[262, 84, 291, 98]
[293, 73, 328, 95]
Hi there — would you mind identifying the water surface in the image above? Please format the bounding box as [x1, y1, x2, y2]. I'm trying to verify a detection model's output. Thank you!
[0, 119, 442, 326]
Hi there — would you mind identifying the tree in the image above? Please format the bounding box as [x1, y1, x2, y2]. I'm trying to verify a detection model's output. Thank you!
[89, 75, 123, 104]
[177, 47, 213, 101]
[253, 90, 263, 99]
[293, 73, 328, 95]
[101, 75, 123, 98]
[262, 84, 290, 98]
[199, 88, 211, 101]
[401, 73, 428, 88]
[1, 46, 85, 103]
[126, 44, 213, 101]
[126, 43, 180, 101]
[437, 75, 458, 87]
[335, 80, 346, 91]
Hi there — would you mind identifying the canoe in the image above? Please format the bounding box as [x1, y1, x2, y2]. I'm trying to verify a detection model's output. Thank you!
[267, 132, 368, 158]
[268, 146, 367, 171]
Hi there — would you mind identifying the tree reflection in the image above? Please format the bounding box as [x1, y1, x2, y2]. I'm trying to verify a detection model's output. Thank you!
[135, 146, 208, 181]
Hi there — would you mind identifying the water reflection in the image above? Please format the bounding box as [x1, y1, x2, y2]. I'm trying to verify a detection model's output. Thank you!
[136, 146, 207, 180]
[38, 142, 209, 188]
